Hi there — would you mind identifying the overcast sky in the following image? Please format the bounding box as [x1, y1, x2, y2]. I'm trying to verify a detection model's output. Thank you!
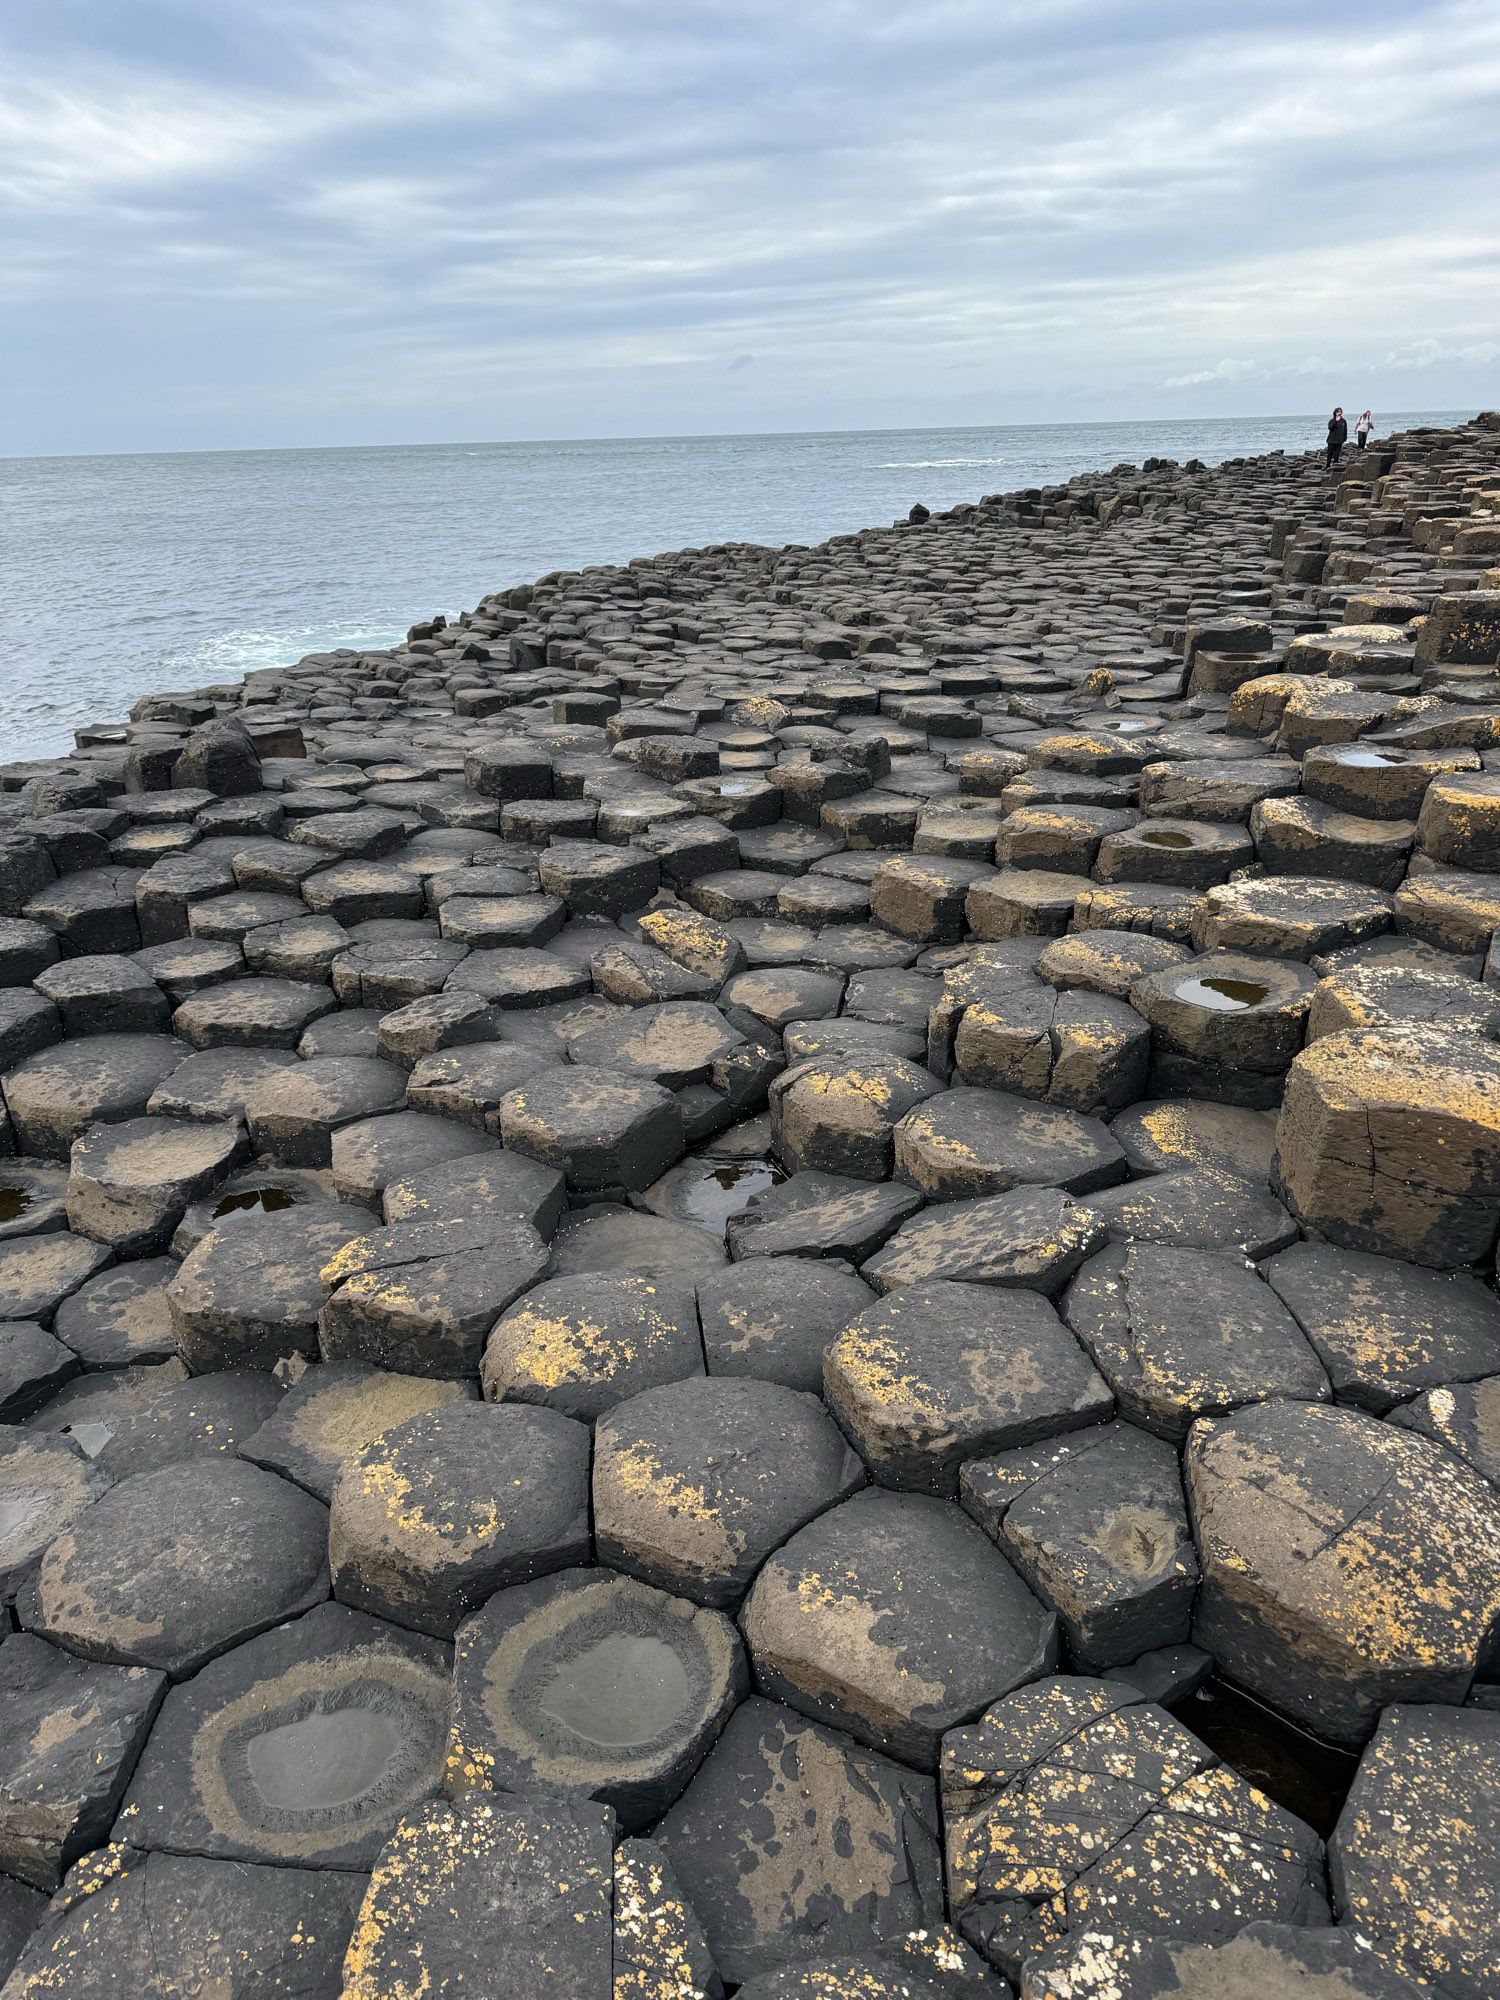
[5, 0, 1499, 456]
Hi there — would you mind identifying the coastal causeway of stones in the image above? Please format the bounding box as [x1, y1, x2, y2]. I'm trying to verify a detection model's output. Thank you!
[2, 419, 1500, 1998]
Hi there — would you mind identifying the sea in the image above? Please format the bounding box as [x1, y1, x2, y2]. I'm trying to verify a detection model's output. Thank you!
[0, 412, 1467, 764]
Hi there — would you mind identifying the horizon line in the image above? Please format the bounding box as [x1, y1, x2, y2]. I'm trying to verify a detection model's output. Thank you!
[2, 406, 1474, 468]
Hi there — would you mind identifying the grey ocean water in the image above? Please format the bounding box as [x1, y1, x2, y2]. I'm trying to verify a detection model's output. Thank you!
[0, 413, 1465, 763]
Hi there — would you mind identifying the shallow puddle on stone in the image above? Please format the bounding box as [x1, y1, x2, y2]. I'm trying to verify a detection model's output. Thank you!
[60, 1421, 115, 1458]
[0, 1185, 35, 1224]
[1338, 747, 1404, 767]
[538, 1634, 692, 1748]
[1138, 829, 1194, 849]
[246, 1703, 408, 1811]
[1171, 1675, 1358, 1837]
[1175, 974, 1270, 1011]
[212, 1185, 301, 1222]
[675, 1158, 787, 1233]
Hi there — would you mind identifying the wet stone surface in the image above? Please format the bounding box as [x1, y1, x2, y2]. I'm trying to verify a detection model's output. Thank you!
[4, 417, 1500, 1984]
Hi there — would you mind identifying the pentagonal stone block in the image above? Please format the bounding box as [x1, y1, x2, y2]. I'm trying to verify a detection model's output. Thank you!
[382, 1146, 564, 1237]
[726, 1169, 921, 1262]
[65, 1115, 242, 1253]
[719, 969, 844, 1039]
[120, 1599, 448, 1867]
[870, 856, 995, 941]
[484, 1273, 702, 1420]
[638, 905, 748, 988]
[861, 1187, 1106, 1297]
[1, 1850, 362, 1999]
[145, 1044, 298, 1122]
[25, 868, 142, 954]
[242, 1055, 407, 1165]
[240, 1358, 474, 1501]
[1251, 795, 1415, 889]
[1083, 1167, 1297, 1259]
[697, 1257, 876, 1392]
[168, 1203, 369, 1369]
[941, 1677, 1324, 1978]
[744, 1489, 1057, 1767]
[342, 1794, 614, 2000]
[0, 1634, 164, 1889]
[332, 936, 469, 1007]
[771, 1055, 941, 1179]
[1110, 1097, 1279, 1180]
[594, 1377, 865, 1606]
[330, 1400, 590, 1637]
[1416, 768, 1500, 869]
[894, 1089, 1125, 1199]
[1307, 961, 1500, 1044]
[0, 1431, 109, 1604]
[1063, 1243, 1328, 1440]
[499, 1066, 685, 1194]
[90, 1370, 281, 1484]
[1036, 928, 1189, 1001]
[961, 1422, 1197, 1671]
[301, 859, 424, 924]
[657, 1695, 942, 1986]
[3, 1034, 187, 1159]
[33, 955, 168, 1037]
[1263, 1240, 1500, 1411]
[319, 1214, 549, 1378]
[331, 1107, 495, 1207]
[1330, 1703, 1499, 2000]
[445, 944, 590, 1009]
[172, 976, 335, 1049]
[825, 1281, 1111, 1493]
[1274, 1026, 1500, 1267]
[447, 1565, 746, 1825]
[1193, 877, 1391, 959]
[0, 992, 60, 1077]
[28, 1459, 327, 1677]
[0, 1230, 112, 1326]
[538, 839, 660, 917]
[0, 1323, 77, 1424]
[1187, 1400, 1500, 1742]
[567, 1000, 744, 1090]
[404, 1039, 558, 1132]
[1095, 818, 1252, 887]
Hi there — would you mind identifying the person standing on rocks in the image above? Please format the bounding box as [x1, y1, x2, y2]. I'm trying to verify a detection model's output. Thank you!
[1356, 410, 1373, 450]
[1325, 407, 1348, 467]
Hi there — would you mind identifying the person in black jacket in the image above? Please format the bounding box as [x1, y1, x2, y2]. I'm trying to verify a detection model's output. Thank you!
[1326, 407, 1348, 467]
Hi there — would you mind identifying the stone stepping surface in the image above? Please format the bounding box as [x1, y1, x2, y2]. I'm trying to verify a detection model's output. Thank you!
[3, 416, 1500, 1994]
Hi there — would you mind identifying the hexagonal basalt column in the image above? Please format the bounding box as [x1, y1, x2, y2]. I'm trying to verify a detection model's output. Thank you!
[594, 1377, 865, 1607]
[120, 1600, 450, 1867]
[330, 1400, 591, 1638]
[499, 1067, 686, 1194]
[1186, 1399, 1500, 1743]
[824, 1280, 1111, 1493]
[742, 1488, 1057, 1766]
[770, 1055, 942, 1179]
[447, 1565, 746, 1825]
[1273, 1024, 1500, 1267]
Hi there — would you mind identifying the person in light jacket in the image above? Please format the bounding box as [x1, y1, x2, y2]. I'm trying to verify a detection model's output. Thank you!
[1326, 408, 1348, 467]
[1355, 410, 1373, 450]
